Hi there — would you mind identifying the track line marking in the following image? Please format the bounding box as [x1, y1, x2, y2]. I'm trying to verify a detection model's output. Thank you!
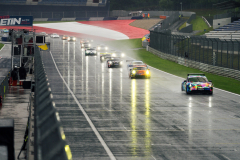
[151, 155, 157, 160]
[49, 50, 116, 160]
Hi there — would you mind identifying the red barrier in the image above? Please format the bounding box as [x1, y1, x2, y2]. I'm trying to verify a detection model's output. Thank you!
[160, 15, 167, 19]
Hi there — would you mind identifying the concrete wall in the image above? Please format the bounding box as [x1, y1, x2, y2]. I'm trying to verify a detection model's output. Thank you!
[213, 17, 231, 29]
[148, 46, 240, 81]
[180, 11, 195, 17]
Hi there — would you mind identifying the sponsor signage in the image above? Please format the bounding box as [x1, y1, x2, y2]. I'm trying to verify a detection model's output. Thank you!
[0, 16, 33, 26]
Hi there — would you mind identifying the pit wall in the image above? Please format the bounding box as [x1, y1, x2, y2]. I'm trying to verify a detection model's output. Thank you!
[148, 46, 240, 81]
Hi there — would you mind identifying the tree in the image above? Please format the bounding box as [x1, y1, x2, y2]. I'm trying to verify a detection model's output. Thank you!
[159, 0, 173, 10]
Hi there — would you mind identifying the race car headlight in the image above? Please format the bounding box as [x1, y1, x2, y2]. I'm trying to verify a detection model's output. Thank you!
[68, 37, 70, 40]
[98, 47, 101, 50]
[120, 61, 123, 65]
[146, 70, 150, 74]
[121, 53, 125, 57]
[189, 84, 192, 87]
[82, 44, 84, 47]
[88, 44, 91, 47]
[82, 48, 84, 51]
[109, 61, 112, 64]
[105, 47, 108, 50]
[112, 53, 116, 57]
[101, 57, 104, 59]
[73, 38, 76, 40]
[132, 70, 136, 74]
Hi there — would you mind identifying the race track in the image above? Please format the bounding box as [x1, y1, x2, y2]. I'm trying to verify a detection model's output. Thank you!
[41, 37, 240, 160]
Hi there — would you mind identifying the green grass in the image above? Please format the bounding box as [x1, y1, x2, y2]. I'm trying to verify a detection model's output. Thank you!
[184, 9, 225, 18]
[178, 22, 187, 31]
[0, 43, 4, 50]
[109, 39, 240, 95]
[33, 20, 85, 24]
[190, 16, 209, 31]
[195, 27, 213, 36]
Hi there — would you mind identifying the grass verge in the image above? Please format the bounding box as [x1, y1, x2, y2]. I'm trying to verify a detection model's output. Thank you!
[0, 43, 4, 50]
[190, 16, 209, 31]
[108, 39, 240, 95]
[178, 22, 186, 31]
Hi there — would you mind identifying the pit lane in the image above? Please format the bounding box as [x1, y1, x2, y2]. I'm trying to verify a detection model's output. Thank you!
[41, 37, 240, 160]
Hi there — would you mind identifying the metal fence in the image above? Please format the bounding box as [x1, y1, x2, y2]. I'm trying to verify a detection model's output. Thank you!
[0, 11, 109, 19]
[34, 48, 72, 160]
[153, 11, 179, 32]
[0, 70, 11, 104]
[150, 30, 240, 71]
[213, 12, 240, 20]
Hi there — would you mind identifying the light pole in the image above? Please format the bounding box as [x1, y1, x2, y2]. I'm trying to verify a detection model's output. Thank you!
[180, 2, 182, 14]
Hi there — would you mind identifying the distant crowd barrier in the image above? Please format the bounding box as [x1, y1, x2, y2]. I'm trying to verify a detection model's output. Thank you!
[0, 70, 11, 105]
[34, 48, 72, 160]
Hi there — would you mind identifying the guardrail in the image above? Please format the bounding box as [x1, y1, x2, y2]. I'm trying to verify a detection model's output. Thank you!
[34, 47, 72, 160]
[0, 70, 11, 104]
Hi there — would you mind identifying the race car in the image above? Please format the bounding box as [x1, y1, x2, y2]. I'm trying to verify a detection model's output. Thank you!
[40, 32, 48, 36]
[68, 36, 76, 41]
[129, 66, 151, 79]
[80, 39, 93, 44]
[62, 35, 68, 40]
[85, 47, 97, 56]
[181, 73, 213, 95]
[100, 53, 114, 62]
[113, 51, 125, 57]
[97, 44, 108, 51]
[107, 57, 123, 68]
[81, 42, 91, 48]
[50, 33, 59, 38]
[127, 60, 147, 71]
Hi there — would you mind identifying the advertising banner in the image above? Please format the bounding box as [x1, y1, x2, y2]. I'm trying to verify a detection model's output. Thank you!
[0, 16, 33, 26]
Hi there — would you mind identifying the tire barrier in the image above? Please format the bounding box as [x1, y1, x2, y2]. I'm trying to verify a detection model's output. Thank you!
[0, 70, 11, 105]
[34, 47, 72, 160]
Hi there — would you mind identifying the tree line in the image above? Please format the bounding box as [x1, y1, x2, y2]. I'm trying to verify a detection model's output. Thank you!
[110, 0, 228, 11]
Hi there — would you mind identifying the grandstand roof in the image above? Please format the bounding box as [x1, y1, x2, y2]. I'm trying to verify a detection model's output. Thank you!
[213, 0, 240, 10]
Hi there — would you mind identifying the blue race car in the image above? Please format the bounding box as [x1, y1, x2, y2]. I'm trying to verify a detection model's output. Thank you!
[181, 73, 213, 95]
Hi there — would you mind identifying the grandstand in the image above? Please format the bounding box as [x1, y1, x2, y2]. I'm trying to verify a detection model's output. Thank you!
[0, 0, 109, 19]
[205, 19, 240, 39]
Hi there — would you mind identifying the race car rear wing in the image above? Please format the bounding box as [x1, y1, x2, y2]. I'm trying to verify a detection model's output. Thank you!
[126, 60, 134, 62]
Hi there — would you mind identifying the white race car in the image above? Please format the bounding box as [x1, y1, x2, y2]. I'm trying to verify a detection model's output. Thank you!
[50, 33, 59, 38]
[85, 48, 97, 56]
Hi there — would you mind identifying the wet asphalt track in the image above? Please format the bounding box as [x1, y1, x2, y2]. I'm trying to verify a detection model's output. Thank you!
[41, 37, 240, 160]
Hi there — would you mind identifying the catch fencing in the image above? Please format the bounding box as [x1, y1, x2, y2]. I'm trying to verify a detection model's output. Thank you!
[0, 70, 11, 104]
[34, 48, 72, 160]
[150, 30, 240, 72]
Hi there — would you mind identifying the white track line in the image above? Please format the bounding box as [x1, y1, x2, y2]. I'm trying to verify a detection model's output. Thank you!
[0, 44, 5, 52]
[49, 51, 116, 160]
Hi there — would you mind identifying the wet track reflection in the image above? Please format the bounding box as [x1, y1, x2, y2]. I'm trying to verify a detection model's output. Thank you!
[41, 37, 240, 160]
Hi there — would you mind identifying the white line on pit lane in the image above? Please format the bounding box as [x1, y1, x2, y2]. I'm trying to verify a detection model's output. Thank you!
[49, 50, 116, 160]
